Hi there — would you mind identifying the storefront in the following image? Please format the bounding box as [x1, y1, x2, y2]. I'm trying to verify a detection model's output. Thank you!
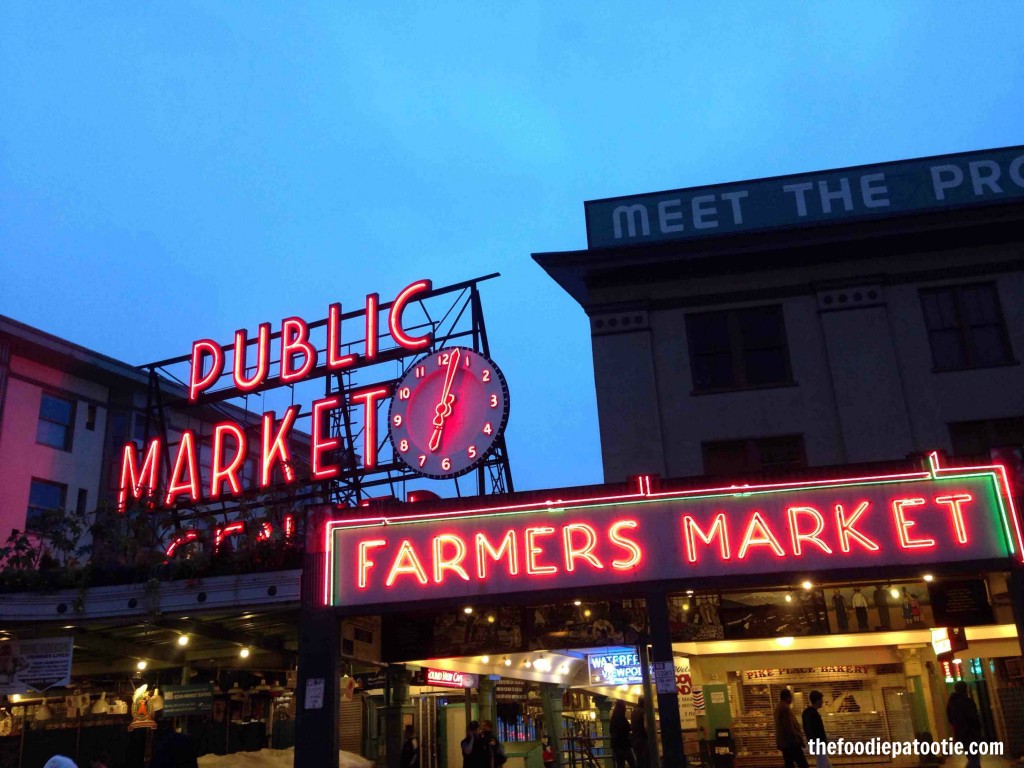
[295, 452, 1024, 768]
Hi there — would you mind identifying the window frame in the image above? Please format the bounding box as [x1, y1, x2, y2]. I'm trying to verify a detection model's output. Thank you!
[701, 434, 807, 477]
[36, 392, 76, 451]
[26, 477, 68, 532]
[919, 282, 1016, 372]
[685, 305, 795, 394]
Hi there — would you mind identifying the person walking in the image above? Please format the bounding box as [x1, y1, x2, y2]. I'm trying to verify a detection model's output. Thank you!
[801, 690, 830, 768]
[774, 689, 807, 768]
[609, 700, 636, 768]
[630, 697, 649, 768]
[400, 724, 420, 768]
[480, 721, 507, 768]
[851, 589, 868, 631]
[462, 721, 488, 768]
[947, 682, 982, 768]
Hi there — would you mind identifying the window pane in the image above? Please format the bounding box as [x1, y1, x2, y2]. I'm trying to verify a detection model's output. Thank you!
[36, 420, 69, 449]
[743, 348, 789, 386]
[756, 436, 805, 470]
[969, 326, 1011, 367]
[686, 313, 731, 354]
[29, 480, 65, 510]
[692, 352, 734, 390]
[39, 394, 73, 426]
[738, 307, 784, 349]
[959, 285, 999, 326]
[949, 422, 989, 456]
[704, 441, 752, 475]
[920, 290, 958, 331]
[928, 329, 966, 370]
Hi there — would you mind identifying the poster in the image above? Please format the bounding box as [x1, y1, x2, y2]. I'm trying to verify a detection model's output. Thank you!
[827, 581, 933, 633]
[0, 636, 73, 694]
[162, 685, 214, 716]
[653, 661, 676, 694]
[304, 678, 324, 710]
[668, 593, 724, 641]
[674, 657, 696, 729]
[720, 590, 828, 639]
[929, 579, 994, 626]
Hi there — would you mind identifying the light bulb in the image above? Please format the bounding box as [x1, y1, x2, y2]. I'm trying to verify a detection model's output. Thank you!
[890, 588, 899, 599]
[584, 609, 592, 617]
[504, 657, 512, 667]
[240, 648, 250, 659]
[524, 660, 532, 668]
[11, 694, 21, 703]
[784, 594, 793, 603]
[178, 635, 189, 646]
[137, 660, 147, 671]
[573, 600, 582, 606]
[463, 607, 473, 615]
[801, 581, 813, 590]
[923, 574, 934, 582]
[487, 615, 496, 623]
[481, 656, 490, 664]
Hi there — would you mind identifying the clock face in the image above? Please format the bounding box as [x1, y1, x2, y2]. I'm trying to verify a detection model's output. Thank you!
[388, 346, 510, 479]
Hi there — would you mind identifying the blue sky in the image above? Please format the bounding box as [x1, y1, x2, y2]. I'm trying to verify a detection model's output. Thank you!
[2, 2, 1022, 492]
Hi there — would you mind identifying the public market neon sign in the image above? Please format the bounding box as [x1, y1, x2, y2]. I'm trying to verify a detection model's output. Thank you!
[118, 280, 433, 511]
[322, 454, 1022, 607]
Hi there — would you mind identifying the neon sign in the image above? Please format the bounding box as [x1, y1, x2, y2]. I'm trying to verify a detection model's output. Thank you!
[322, 454, 1021, 607]
[425, 669, 478, 689]
[588, 650, 643, 686]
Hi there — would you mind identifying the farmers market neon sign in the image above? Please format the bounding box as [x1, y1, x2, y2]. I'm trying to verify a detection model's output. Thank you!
[322, 453, 1021, 606]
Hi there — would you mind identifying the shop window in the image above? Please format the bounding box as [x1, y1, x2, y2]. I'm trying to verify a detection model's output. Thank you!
[703, 435, 806, 476]
[686, 305, 792, 392]
[36, 393, 75, 450]
[948, 417, 1024, 458]
[920, 283, 1014, 370]
[27, 478, 67, 531]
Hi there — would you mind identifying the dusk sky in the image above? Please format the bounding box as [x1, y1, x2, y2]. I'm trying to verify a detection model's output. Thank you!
[2, 3, 1022, 492]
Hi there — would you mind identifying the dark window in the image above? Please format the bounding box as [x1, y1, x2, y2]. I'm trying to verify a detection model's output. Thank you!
[76, 488, 88, 516]
[703, 435, 806, 476]
[27, 478, 67, 531]
[36, 394, 75, 450]
[686, 305, 792, 391]
[920, 284, 1014, 370]
[86, 404, 97, 431]
[949, 417, 1024, 457]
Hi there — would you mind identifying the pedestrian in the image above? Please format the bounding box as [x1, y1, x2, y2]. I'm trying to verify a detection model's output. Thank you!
[872, 585, 891, 629]
[946, 681, 982, 768]
[44, 758, 78, 768]
[631, 697, 649, 768]
[400, 724, 420, 768]
[774, 689, 807, 768]
[461, 720, 488, 768]
[542, 736, 556, 768]
[480, 720, 507, 768]
[851, 588, 868, 631]
[801, 690, 830, 768]
[609, 700, 636, 768]
[831, 590, 848, 632]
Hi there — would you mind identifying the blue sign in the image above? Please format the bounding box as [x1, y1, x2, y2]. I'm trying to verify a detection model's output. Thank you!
[161, 685, 214, 716]
[585, 146, 1024, 248]
[587, 649, 643, 686]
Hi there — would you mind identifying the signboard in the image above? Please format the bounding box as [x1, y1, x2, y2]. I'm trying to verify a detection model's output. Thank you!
[588, 650, 642, 686]
[931, 627, 968, 660]
[324, 454, 1020, 608]
[929, 579, 995, 626]
[161, 685, 214, 716]
[354, 670, 387, 691]
[585, 146, 1024, 248]
[425, 669, 478, 689]
[675, 657, 696, 729]
[0, 637, 73, 694]
[304, 678, 325, 710]
[653, 661, 676, 694]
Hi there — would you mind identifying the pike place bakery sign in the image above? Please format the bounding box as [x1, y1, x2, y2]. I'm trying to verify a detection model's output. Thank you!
[322, 454, 1021, 607]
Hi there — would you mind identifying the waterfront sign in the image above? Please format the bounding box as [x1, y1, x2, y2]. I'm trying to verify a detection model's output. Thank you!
[323, 454, 1020, 608]
[585, 146, 1024, 248]
[588, 650, 642, 686]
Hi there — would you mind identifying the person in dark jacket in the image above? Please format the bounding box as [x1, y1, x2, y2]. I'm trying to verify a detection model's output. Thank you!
[946, 682, 982, 768]
[461, 720, 489, 768]
[480, 721, 507, 768]
[609, 700, 636, 768]
[774, 689, 807, 768]
[630, 698, 649, 768]
[801, 690, 830, 768]
[400, 724, 420, 768]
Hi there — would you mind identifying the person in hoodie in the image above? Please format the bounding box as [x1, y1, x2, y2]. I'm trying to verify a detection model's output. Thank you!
[801, 690, 830, 768]
[946, 681, 982, 768]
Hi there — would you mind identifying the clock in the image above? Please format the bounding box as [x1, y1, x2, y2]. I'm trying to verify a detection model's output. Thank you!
[388, 346, 510, 479]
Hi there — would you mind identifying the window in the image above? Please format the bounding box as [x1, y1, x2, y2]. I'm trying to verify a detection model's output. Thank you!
[686, 305, 792, 391]
[949, 417, 1024, 457]
[703, 435, 806, 476]
[36, 393, 75, 450]
[920, 284, 1014, 370]
[27, 479, 67, 531]
[86, 404, 97, 431]
[76, 488, 88, 517]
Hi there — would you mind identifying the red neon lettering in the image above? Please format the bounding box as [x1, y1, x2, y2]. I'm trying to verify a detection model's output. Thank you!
[524, 527, 558, 575]
[280, 317, 316, 383]
[475, 531, 519, 578]
[433, 534, 471, 583]
[787, 506, 834, 555]
[284, 514, 294, 539]
[327, 302, 358, 370]
[737, 512, 785, 559]
[232, 323, 271, 391]
[188, 339, 224, 401]
[834, 501, 879, 552]
[562, 524, 604, 572]
[389, 280, 433, 351]
[351, 385, 392, 470]
[215, 521, 246, 552]
[365, 293, 379, 361]
[935, 493, 973, 544]
[164, 430, 201, 507]
[385, 540, 429, 586]
[165, 530, 198, 558]
[682, 513, 731, 563]
[358, 539, 386, 589]
[609, 520, 642, 570]
[257, 522, 273, 541]
[211, 422, 246, 499]
[892, 497, 935, 549]
[311, 395, 342, 480]
[118, 438, 161, 511]
[260, 405, 300, 486]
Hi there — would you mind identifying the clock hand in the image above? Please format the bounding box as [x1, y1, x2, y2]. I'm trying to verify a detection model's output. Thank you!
[429, 348, 461, 452]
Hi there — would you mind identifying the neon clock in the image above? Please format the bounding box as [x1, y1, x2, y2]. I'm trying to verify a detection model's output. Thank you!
[388, 346, 509, 479]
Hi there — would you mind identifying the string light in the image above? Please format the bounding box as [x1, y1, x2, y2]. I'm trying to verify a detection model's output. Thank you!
[481, 656, 490, 664]
[503, 657, 512, 667]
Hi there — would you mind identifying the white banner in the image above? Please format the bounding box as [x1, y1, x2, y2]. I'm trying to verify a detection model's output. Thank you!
[673, 656, 696, 729]
[0, 636, 73, 694]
